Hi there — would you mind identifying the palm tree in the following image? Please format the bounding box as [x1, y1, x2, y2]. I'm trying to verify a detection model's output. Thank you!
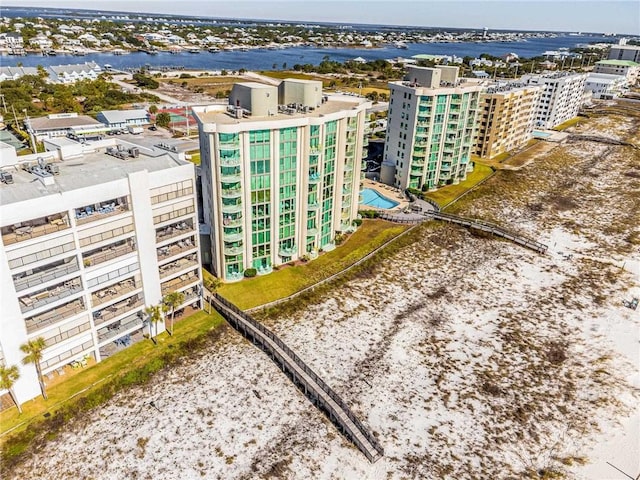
[20, 337, 48, 400]
[145, 305, 164, 344]
[162, 291, 185, 336]
[0, 364, 22, 413]
[203, 276, 221, 313]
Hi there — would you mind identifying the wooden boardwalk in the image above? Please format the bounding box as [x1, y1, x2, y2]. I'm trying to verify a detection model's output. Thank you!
[427, 211, 548, 254]
[211, 293, 384, 463]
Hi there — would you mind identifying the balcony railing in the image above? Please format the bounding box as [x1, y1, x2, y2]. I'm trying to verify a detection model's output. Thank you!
[221, 187, 242, 199]
[13, 258, 79, 293]
[222, 230, 243, 242]
[97, 312, 145, 344]
[222, 215, 243, 227]
[19, 278, 83, 313]
[306, 227, 319, 236]
[2, 215, 70, 246]
[156, 221, 194, 243]
[278, 245, 296, 257]
[157, 237, 196, 260]
[221, 203, 243, 214]
[308, 173, 321, 183]
[83, 241, 136, 268]
[224, 244, 243, 255]
[25, 298, 86, 335]
[307, 202, 320, 211]
[162, 272, 199, 295]
[94, 295, 144, 327]
[92, 278, 140, 307]
[75, 202, 128, 226]
[220, 156, 241, 167]
[159, 254, 199, 279]
[219, 172, 242, 183]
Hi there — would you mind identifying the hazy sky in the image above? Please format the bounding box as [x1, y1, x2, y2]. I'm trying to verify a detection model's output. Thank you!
[3, 1, 640, 35]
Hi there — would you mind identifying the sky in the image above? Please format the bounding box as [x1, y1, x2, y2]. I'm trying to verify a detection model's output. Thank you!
[3, 1, 640, 35]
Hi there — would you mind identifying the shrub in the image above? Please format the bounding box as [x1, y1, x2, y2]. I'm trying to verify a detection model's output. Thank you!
[244, 268, 257, 278]
[352, 218, 363, 226]
[179, 73, 194, 79]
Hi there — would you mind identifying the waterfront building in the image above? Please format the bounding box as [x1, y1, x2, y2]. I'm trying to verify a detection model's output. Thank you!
[0, 66, 38, 82]
[520, 72, 588, 129]
[585, 73, 629, 100]
[0, 137, 201, 407]
[97, 109, 150, 130]
[193, 80, 370, 281]
[27, 113, 108, 141]
[473, 83, 541, 159]
[593, 59, 639, 84]
[383, 66, 483, 191]
[608, 44, 640, 63]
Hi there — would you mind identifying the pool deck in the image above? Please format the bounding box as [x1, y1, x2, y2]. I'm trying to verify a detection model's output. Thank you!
[360, 179, 409, 212]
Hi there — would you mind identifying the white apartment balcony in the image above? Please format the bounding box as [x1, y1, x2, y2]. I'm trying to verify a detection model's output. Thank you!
[308, 172, 321, 184]
[97, 311, 145, 345]
[13, 257, 80, 293]
[19, 277, 83, 314]
[93, 294, 144, 327]
[83, 238, 136, 268]
[161, 270, 199, 295]
[2, 213, 70, 246]
[91, 277, 142, 307]
[222, 229, 243, 242]
[221, 187, 242, 199]
[219, 172, 242, 183]
[156, 219, 195, 244]
[222, 215, 243, 227]
[159, 253, 199, 279]
[157, 236, 196, 262]
[25, 298, 86, 335]
[220, 156, 241, 167]
[75, 197, 129, 226]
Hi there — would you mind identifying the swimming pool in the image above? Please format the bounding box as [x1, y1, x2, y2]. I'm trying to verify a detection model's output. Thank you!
[360, 188, 399, 209]
[532, 130, 551, 138]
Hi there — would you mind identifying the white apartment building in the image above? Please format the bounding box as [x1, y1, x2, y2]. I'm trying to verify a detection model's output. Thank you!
[193, 80, 370, 281]
[0, 137, 201, 407]
[608, 44, 640, 63]
[585, 73, 629, 99]
[520, 72, 588, 129]
[593, 60, 639, 84]
[383, 65, 483, 191]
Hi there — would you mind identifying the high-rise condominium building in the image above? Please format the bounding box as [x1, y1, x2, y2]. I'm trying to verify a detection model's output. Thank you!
[520, 72, 588, 129]
[0, 137, 201, 406]
[474, 83, 541, 159]
[608, 44, 640, 63]
[383, 66, 483, 191]
[193, 80, 370, 282]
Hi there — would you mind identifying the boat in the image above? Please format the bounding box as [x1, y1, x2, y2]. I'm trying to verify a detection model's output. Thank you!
[188, 48, 200, 54]
[394, 42, 408, 49]
[208, 47, 220, 53]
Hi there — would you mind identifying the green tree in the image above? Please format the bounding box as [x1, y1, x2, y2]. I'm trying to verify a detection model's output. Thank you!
[203, 276, 222, 313]
[162, 291, 185, 335]
[20, 337, 47, 400]
[148, 104, 158, 115]
[144, 305, 165, 344]
[155, 112, 171, 128]
[0, 364, 22, 414]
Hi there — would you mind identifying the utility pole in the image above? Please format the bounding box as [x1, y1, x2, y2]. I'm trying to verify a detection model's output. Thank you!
[0, 94, 7, 113]
[23, 109, 37, 153]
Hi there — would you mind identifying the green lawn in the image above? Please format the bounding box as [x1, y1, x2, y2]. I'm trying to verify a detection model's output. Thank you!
[552, 117, 582, 131]
[423, 163, 495, 208]
[186, 150, 200, 165]
[0, 310, 224, 440]
[215, 219, 408, 309]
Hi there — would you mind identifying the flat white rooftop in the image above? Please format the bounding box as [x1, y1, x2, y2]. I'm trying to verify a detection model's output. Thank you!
[193, 94, 367, 125]
[0, 139, 188, 206]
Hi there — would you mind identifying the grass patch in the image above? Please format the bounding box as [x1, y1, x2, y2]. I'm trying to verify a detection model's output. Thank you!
[423, 163, 494, 208]
[186, 149, 201, 165]
[217, 219, 408, 309]
[258, 71, 323, 81]
[553, 117, 582, 131]
[1, 310, 225, 467]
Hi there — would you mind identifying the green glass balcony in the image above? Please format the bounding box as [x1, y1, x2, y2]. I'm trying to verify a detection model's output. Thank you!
[221, 203, 242, 214]
[220, 156, 241, 167]
[308, 173, 321, 183]
[221, 187, 242, 199]
[224, 244, 243, 255]
[307, 202, 320, 211]
[222, 215, 242, 227]
[306, 227, 319, 236]
[278, 245, 296, 257]
[223, 230, 243, 242]
[220, 172, 241, 183]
